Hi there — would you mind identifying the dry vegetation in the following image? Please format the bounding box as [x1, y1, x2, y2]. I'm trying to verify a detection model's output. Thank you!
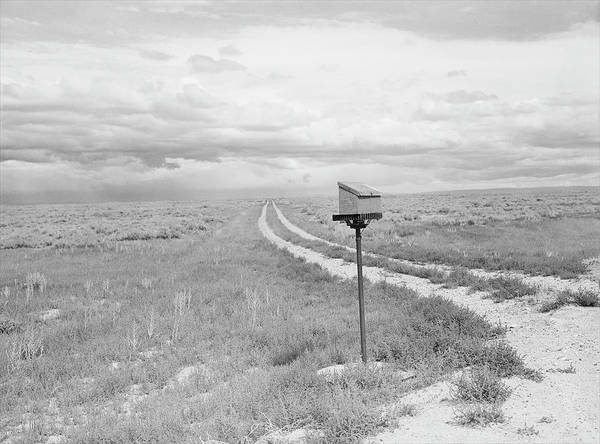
[278, 187, 600, 279]
[0, 200, 250, 249]
[266, 206, 540, 305]
[0, 200, 536, 443]
[1, 187, 596, 443]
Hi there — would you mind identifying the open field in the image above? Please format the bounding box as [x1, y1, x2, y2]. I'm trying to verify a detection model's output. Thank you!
[261, 200, 600, 442]
[1, 202, 523, 443]
[277, 187, 600, 280]
[0, 201, 254, 249]
[1, 187, 599, 443]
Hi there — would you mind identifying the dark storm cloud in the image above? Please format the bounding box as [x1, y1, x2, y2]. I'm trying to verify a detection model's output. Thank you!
[1, 1, 598, 203]
[0, 1, 231, 45]
[375, 1, 598, 40]
[2, 1, 596, 47]
[517, 126, 599, 150]
[454, 161, 599, 182]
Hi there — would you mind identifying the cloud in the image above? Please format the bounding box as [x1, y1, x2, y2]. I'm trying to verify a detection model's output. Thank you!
[218, 45, 241, 56]
[446, 69, 467, 77]
[371, 1, 599, 41]
[175, 84, 220, 108]
[1, 0, 597, 50]
[139, 50, 173, 61]
[1, 5, 598, 202]
[443, 90, 498, 104]
[188, 54, 246, 73]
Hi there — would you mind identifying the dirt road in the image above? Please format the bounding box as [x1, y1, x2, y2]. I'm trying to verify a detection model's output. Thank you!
[272, 201, 600, 294]
[260, 201, 600, 443]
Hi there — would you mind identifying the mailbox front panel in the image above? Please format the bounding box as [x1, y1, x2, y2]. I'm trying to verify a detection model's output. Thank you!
[357, 196, 381, 214]
[339, 188, 359, 214]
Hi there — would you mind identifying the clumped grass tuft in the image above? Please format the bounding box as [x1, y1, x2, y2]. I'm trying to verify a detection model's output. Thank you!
[539, 292, 572, 313]
[73, 412, 189, 444]
[538, 415, 554, 423]
[25, 272, 47, 293]
[451, 366, 511, 403]
[548, 363, 576, 374]
[443, 268, 479, 288]
[571, 289, 600, 307]
[392, 403, 418, 417]
[0, 314, 20, 335]
[454, 403, 505, 426]
[479, 277, 537, 302]
[271, 338, 316, 366]
[322, 400, 390, 443]
[324, 245, 351, 259]
[8, 327, 45, 363]
[540, 289, 599, 312]
[517, 425, 539, 436]
[473, 341, 541, 381]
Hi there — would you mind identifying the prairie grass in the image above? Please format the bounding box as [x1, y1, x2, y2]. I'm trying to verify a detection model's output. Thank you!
[450, 365, 510, 427]
[451, 366, 511, 403]
[517, 424, 539, 436]
[277, 187, 600, 279]
[454, 403, 505, 426]
[539, 289, 600, 312]
[0, 203, 529, 442]
[267, 205, 539, 304]
[476, 277, 537, 302]
[0, 200, 254, 249]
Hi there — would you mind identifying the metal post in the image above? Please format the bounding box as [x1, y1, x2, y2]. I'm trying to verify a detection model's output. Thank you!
[355, 226, 367, 364]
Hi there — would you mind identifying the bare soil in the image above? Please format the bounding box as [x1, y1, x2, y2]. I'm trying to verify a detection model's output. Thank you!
[260, 202, 600, 443]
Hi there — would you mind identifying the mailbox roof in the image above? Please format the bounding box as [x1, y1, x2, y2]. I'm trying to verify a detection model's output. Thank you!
[337, 182, 381, 197]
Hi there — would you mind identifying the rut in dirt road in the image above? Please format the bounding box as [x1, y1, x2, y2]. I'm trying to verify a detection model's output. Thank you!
[259, 201, 600, 443]
[271, 201, 600, 294]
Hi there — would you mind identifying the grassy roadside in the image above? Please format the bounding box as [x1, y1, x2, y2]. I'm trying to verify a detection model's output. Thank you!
[277, 193, 600, 279]
[2, 203, 532, 442]
[539, 289, 600, 312]
[266, 204, 538, 303]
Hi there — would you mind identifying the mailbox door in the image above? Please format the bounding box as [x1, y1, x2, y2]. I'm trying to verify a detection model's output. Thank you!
[339, 188, 359, 214]
[357, 196, 381, 214]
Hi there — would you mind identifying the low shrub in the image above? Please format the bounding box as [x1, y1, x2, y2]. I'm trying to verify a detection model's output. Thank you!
[0, 315, 20, 335]
[454, 403, 505, 426]
[540, 289, 599, 312]
[571, 289, 600, 307]
[443, 268, 479, 288]
[322, 400, 390, 443]
[484, 277, 537, 301]
[474, 341, 540, 380]
[517, 425, 539, 436]
[392, 403, 417, 417]
[451, 366, 511, 403]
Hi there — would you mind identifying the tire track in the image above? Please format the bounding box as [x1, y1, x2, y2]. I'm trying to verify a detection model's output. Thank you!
[272, 201, 600, 294]
[260, 201, 600, 443]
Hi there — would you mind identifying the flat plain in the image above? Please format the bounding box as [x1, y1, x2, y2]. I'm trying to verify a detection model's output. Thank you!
[1, 186, 599, 443]
[278, 186, 600, 279]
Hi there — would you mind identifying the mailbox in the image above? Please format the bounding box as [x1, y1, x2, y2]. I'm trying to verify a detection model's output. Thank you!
[337, 182, 382, 216]
[331, 181, 383, 364]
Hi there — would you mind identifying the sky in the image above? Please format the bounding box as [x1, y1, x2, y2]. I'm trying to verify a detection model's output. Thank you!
[1, 0, 599, 203]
